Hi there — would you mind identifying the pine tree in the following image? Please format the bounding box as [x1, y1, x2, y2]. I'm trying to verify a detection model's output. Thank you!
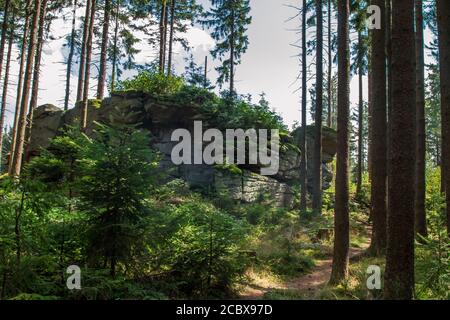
[166, 0, 202, 76]
[159, 0, 168, 73]
[81, 0, 96, 130]
[384, 0, 416, 300]
[184, 54, 213, 89]
[97, 0, 111, 99]
[368, 0, 387, 256]
[64, 0, 78, 111]
[9, 0, 32, 175]
[27, 0, 49, 151]
[109, 0, 141, 92]
[329, 0, 350, 285]
[437, 0, 450, 235]
[78, 123, 159, 277]
[0, 0, 11, 85]
[415, 0, 427, 238]
[201, 0, 251, 97]
[76, 0, 92, 102]
[0, 6, 14, 172]
[11, 0, 43, 177]
[300, 0, 308, 213]
[350, 0, 368, 198]
[111, 0, 120, 91]
[326, 0, 333, 128]
[312, 0, 323, 214]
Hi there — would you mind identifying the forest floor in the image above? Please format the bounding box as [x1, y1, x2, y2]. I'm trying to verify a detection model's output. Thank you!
[238, 239, 370, 300]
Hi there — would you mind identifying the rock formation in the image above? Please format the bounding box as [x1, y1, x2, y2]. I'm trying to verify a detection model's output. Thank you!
[27, 91, 337, 207]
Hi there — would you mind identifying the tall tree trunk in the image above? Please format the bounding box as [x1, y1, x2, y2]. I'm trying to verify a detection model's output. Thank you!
[97, 0, 111, 99]
[386, 0, 393, 196]
[437, 0, 450, 236]
[368, 0, 387, 257]
[327, 0, 332, 128]
[81, 0, 96, 130]
[367, 59, 372, 181]
[167, 0, 176, 76]
[204, 55, 208, 88]
[0, 10, 14, 172]
[159, 0, 167, 73]
[312, 0, 323, 214]
[0, 0, 11, 84]
[415, 0, 427, 238]
[8, 1, 31, 175]
[384, 0, 416, 300]
[329, 0, 350, 285]
[356, 31, 364, 197]
[163, 1, 169, 70]
[76, 0, 91, 102]
[27, 0, 48, 153]
[64, 0, 77, 111]
[230, 7, 235, 96]
[300, 0, 308, 213]
[111, 1, 120, 92]
[11, 0, 42, 177]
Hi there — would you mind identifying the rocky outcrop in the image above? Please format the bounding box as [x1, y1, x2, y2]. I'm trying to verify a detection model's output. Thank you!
[288, 126, 337, 191]
[27, 91, 337, 207]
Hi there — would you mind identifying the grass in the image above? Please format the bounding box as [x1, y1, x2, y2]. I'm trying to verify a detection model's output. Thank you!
[315, 257, 385, 300]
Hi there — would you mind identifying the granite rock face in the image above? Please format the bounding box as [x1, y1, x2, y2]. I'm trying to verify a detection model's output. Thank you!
[27, 91, 337, 207]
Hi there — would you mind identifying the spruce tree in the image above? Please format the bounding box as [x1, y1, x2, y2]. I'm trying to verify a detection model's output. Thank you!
[201, 0, 251, 97]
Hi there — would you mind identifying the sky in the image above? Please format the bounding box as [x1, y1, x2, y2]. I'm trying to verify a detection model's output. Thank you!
[3, 0, 434, 129]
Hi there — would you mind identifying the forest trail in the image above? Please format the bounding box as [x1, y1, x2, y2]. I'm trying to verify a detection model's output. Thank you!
[239, 246, 368, 300]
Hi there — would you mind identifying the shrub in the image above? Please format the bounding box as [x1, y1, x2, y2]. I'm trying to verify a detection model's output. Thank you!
[146, 198, 250, 298]
[116, 70, 184, 95]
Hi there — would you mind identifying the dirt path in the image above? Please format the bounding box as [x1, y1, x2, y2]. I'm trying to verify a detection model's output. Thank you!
[239, 246, 367, 300]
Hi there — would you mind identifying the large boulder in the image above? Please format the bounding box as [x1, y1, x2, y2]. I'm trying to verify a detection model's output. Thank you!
[277, 126, 337, 190]
[27, 104, 63, 158]
[28, 92, 337, 207]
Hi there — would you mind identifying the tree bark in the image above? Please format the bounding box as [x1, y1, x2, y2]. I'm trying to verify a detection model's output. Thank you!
[437, 0, 450, 236]
[356, 31, 364, 197]
[386, 0, 393, 196]
[111, 1, 120, 92]
[0, 0, 11, 85]
[384, 0, 416, 300]
[368, 0, 387, 257]
[0, 10, 14, 172]
[11, 0, 42, 177]
[159, 0, 167, 73]
[327, 0, 332, 128]
[230, 6, 235, 96]
[415, 0, 427, 238]
[8, 1, 31, 175]
[329, 0, 350, 285]
[27, 0, 48, 153]
[167, 0, 176, 76]
[76, 0, 92, 102]
[64, 0, 77, 111]
[367, 57, 372, 181]
[300, 0, 308, 213]
[97, 0, 111, 99]
[81, 0, 96, 130]
[312, 0, 323, 214]
[204, 55, 208, 88]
